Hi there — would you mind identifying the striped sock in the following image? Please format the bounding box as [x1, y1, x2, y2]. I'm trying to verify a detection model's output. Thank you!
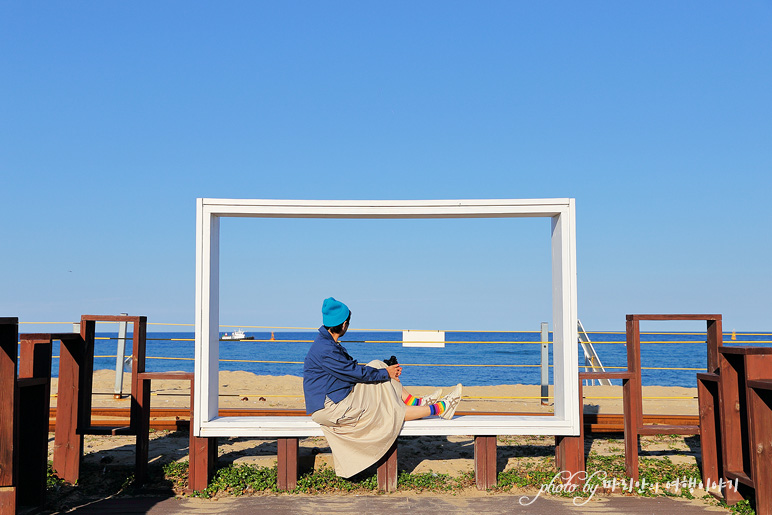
[430, 401, 447, 416]
[404, 394, 424, 406]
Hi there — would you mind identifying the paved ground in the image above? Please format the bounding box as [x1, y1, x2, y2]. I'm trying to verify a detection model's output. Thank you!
[51, 493, 729, 514]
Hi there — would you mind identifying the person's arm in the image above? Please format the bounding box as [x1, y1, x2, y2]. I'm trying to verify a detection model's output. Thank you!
[320, 345, 390, 383]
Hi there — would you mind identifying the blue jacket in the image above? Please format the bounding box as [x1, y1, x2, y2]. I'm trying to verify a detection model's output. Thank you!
[303, 326, 390, 414]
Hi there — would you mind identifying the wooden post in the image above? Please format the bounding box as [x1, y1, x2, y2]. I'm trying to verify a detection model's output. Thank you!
[277, 438, 299, 490]
[474, 436, 498, 490]
[697, 373, 722, 495]
[130, 317, 147, 434]
[53, 332, 85, 483]
[706, 318, 723, 374]
[747, 381, 772, 514]
[718, 350, 748, 504]
[624, 316, 641, 482]
[16, 336, 53, 507]
[135, 376, 151, 485]
[0, 318, 19, 515]
[376, 441, 398, 492]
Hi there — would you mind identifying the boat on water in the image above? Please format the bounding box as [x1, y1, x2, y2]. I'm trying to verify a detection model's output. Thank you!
[221, 329, 254, 341]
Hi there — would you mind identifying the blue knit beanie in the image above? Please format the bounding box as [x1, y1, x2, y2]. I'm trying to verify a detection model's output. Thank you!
[322, 297, 350, 327]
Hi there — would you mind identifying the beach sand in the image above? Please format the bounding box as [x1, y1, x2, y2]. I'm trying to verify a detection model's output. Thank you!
[48, 370, 701, 479]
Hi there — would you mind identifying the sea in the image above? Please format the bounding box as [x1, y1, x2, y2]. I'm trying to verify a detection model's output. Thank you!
[46, 330, 772, 389]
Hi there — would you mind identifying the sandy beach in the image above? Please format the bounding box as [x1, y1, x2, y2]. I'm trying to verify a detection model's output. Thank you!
[52, 369, 700, 415]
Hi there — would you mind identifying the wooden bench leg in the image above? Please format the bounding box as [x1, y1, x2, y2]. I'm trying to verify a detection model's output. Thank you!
[474, 436, 497, 490]
[377, 441, 398, 492]
[555, 435, 583, 486]
[189, 436, 217, 492]
[555, 378, 585, 486]
[277, 438, 299, 490]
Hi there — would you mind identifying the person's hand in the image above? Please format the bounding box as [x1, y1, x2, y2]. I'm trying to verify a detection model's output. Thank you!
[386, 364, 402, 381]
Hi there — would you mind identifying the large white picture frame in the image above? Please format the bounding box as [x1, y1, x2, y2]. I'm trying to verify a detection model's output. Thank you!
[194, 198, 579, 436]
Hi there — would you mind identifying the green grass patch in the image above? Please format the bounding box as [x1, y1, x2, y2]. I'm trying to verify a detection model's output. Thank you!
[46, 461, 65, 489]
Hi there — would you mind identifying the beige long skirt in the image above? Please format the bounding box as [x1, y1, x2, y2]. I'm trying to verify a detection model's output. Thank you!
[311, 360, 406, 478]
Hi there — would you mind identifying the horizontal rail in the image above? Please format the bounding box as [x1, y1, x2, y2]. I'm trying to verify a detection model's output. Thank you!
[44, 407, 699, 433]
[56, 391, 696, 401]
[17, 321, 772, 336]
[31, 335, 772, 345]
[24, 354, 710, 371]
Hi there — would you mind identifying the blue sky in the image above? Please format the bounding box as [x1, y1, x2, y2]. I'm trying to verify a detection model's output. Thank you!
[2, 2, 771, 333]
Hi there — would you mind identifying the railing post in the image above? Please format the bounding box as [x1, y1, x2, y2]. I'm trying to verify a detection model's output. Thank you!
[540, 322, 549, 405]
[114, 313, 128, 399]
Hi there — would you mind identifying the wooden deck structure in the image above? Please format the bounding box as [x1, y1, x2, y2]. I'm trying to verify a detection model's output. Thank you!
[2, 312, 771, 512]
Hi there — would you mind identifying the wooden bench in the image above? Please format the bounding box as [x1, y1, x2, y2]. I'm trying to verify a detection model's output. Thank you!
[201, 411, 568, 491]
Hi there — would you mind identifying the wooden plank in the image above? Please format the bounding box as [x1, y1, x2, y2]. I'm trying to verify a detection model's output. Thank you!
[53, 333, 85, 483]
[137, 372, 194, 381]
[16, 378, 48, 387]
[720, 346, 772, 356]
[376, 441, 398, 492]
[579, 371, 632, 380]
[625, 319, 641, 482]
[748, 386, 772, 515]
[626, 314, 722, 321]
[276, 438, 299, 490]
[474, 435, 497, 490]
[747, 379, 772, 391]
[725, 470, 753, 487]
[130, 317, 147, 435]
[0, 320, 18, 490]
[697, 374, 722, 493]
[707, 318, 723, 374]
[16, 336, 52, 507]
[78, 320, 96, 434]
[0, 486, 16, 515]
[637, 424, 699, 435]
[45, 408, 701, 433]
[81, 315, 141, 322]
[741, 353, 772, 492]
[135, 377, 152, 484]
[718, 352, 747, 504]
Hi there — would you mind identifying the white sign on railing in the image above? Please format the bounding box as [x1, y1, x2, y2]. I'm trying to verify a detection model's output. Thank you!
[402, 330, 445, 348]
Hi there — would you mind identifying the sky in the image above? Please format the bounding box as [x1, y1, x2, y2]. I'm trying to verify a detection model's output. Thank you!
[2, 2, 771, 333]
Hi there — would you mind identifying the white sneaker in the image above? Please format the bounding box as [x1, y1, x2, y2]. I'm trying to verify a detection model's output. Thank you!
[423, 388, 443, 405]
[439, 383, 463, 420]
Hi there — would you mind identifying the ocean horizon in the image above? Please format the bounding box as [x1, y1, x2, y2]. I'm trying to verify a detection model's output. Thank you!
[44, 330, 772, 388]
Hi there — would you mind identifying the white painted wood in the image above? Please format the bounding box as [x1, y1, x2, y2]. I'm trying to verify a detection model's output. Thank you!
[194, 199, 204, 436]
[402, 330, 445, 348]
[193, 198, 579, 436]
[197, 415, 579, 438]
[194, 200, 221, 435]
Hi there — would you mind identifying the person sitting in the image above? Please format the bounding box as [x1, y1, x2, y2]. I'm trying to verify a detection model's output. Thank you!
[303, 297, 462, 478]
